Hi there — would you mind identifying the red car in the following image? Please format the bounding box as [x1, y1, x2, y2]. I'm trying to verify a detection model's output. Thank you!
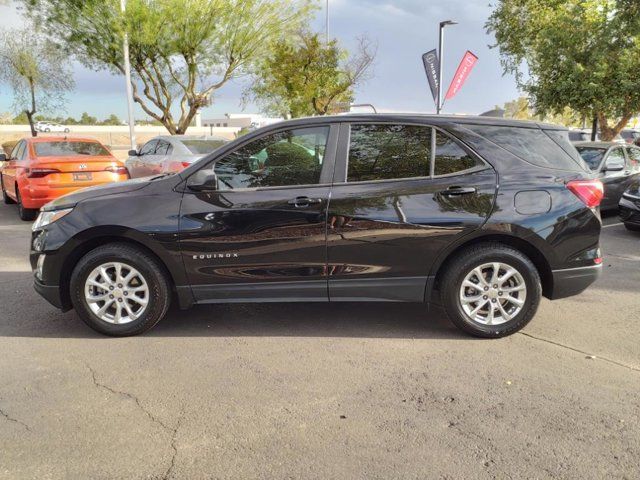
[1, 136, 129, 220]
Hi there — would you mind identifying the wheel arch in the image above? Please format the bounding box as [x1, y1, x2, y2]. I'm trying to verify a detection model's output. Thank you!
[57, 227, 191, 310]
[430, 233, 554, 299]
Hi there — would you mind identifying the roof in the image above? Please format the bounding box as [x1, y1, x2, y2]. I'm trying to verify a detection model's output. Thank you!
[251, 113, 566, 131]
[573, 141, 621, 148]
[25, 136, 105, 144]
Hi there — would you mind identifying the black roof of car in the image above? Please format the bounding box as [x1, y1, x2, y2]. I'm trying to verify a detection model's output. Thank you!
[269, 114, 567, 131]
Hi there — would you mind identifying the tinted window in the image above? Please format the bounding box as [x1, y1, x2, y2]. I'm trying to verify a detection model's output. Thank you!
[155, 141, 172, 155]
[576, 147, 606, 171]
[139, 140, 158, 155]
[606, 148, 626, 168]
[434, 131, 481, 175]
[11, 141, 25, 160]
[468, 125, 588, 171]
[347, 124, 432, 182]
[183, 140, 227, 154]
[34, 141, 110, 157]
[627, 147, 640, 169]
[214, 126, 328, 190]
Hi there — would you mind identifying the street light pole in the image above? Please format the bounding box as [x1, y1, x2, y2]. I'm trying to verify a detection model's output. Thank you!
[325, 0, 330, 44]
[437, 20, 457, 114]
[121, 0, 136, 150]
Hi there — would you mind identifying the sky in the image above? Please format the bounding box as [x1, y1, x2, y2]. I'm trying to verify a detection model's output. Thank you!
[0, 0, 522, 121]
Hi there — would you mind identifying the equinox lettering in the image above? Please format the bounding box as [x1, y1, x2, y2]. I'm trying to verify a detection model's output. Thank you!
[192, 253, 239, 260]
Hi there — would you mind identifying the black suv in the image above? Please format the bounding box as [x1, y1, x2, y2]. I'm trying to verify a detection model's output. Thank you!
[30, 115, 603, 337]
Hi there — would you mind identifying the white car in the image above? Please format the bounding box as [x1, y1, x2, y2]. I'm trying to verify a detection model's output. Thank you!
[36, 122, 70, 133]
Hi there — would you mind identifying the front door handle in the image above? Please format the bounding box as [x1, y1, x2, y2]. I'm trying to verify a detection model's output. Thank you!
[439, 186, 477, 196]
[288, 196, 322, 208]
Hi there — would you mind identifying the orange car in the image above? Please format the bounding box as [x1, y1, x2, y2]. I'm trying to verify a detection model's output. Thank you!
[1, 136, 129, 220]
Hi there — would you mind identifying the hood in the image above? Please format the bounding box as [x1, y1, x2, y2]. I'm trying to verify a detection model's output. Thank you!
[42, 176, 153, 211]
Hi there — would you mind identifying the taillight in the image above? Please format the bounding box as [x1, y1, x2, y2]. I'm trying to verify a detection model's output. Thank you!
[567, 179, 604, 208]
[26, 168, 60, 178]
[105, 165, 129, 176]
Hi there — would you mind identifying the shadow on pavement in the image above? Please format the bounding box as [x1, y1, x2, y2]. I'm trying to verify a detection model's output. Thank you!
[0, 272, 466, 340]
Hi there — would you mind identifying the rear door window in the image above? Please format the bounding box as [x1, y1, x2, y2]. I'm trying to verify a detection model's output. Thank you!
[155, 141, 172, 155]
[467, 125, 588, 172]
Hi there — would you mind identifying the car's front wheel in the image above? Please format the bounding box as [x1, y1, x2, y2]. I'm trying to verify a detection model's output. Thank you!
[70, 243, 171, 336]
[440, 243, 542, 338]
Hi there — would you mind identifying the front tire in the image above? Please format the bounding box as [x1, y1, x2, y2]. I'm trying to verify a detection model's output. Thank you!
[16, 187, 37, 221]
[440, 243, 542, 338]
[624, 223, 640, 232]
[70, 243, 171, 336]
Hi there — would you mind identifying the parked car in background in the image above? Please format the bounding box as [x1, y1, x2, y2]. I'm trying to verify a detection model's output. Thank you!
[620, 129, 640, 146]
[125, 135, 228, 178]
[568, 129, 596, 142]
[30, 115, 603, 338]
[575, 141, 640, 210]
[0, 136, 128, 220]
[619, 182, 640, 232]
[35, 122, 70, 133]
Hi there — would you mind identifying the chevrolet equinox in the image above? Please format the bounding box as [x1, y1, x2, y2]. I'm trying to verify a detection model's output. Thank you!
[30, 115, 603, 337]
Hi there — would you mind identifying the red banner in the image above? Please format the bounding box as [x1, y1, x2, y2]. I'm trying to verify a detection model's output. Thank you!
[445, 51, 478, 100]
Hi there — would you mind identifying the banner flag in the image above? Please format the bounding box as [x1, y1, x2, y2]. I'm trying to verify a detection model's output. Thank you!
[445, 51, 478, 101]
[421, 49, 440, 104]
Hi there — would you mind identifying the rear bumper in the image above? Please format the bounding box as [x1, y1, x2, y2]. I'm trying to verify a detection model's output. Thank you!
[549, 264, 602, 300]
[21, 175, 128, 209]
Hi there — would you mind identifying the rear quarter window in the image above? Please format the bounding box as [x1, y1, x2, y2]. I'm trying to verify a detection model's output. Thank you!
[467, 125, 588, 172]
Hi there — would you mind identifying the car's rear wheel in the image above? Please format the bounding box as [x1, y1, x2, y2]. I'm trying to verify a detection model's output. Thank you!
[440, 243, 542, 338]
[1, 175, 15, 204]
[70, 243, 171, 336]
[16, 186, 37, 221]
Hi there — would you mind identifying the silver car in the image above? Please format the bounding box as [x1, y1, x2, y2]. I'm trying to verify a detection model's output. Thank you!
[125, 135, 228, 178]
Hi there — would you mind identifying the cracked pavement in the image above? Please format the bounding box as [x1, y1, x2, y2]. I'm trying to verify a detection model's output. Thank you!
[0, 204, 638, 479]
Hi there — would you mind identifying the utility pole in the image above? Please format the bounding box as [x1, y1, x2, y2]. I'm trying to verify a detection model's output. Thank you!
[437, 20, 457, 114]
[325, 0, 330, 44]
[121, 0, 136, 150]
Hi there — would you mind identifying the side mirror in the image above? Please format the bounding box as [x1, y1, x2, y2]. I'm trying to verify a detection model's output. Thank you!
[0, 153, 6, 162]
[187, 169, 218, 191]
[604, 162, 624, 172]
[128, 149, 138, 157]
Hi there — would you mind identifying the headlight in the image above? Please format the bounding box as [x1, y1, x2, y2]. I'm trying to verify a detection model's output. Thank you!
[32, 208, 73, 231]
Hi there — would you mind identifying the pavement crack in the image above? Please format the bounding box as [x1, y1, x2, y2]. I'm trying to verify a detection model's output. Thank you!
[518, 332, 640, 373]
[0, 406, 31, 432]
[85, 364, 184, 478]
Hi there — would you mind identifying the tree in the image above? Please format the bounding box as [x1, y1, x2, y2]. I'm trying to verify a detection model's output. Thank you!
[487, 0, 640, 140]
[0, 27, 74, 136]
[21, 0, 314, 134]
[101, 114, 122, 126]
[502, 96, 582, 127]
[246, 30, 375, 118]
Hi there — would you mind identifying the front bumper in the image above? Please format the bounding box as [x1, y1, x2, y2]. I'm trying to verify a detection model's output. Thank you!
[33, 278, 68, 310]
[619, 195, 640, 225]
[549, 264, 602, 300]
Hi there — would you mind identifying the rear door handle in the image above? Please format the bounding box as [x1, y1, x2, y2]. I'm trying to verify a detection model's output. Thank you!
[288, 196, 323, 208]
[439, 186, 477, 196]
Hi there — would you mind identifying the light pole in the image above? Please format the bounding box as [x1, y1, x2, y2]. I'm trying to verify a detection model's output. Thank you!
[325, 0, 330, 44]
[437, 20, 457, 114]
[121, 0, 136, 150]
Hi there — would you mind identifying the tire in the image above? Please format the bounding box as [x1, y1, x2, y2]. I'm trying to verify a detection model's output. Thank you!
[624, 223, 640, 232]
[64, 128, 69, 133]
[440, 243, 542, 338]
[16, 186, 37, 221]
[1, 175, 15, 204]
[44, 128, 50, 132]
[70, 243, 171, 336]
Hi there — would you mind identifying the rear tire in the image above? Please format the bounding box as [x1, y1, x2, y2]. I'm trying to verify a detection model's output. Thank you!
[70, 243, 171, 336]
[1, 175, 15, 204]
[440, 243, 542, 338]
[16, 187, 37, 221]
[624, 223, 640, 232]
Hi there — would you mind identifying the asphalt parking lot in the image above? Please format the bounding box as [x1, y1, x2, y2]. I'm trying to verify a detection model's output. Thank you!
[0, 203, 638, 479]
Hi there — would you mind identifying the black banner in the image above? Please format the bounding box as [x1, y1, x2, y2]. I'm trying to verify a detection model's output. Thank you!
[422, 49, 439, 104]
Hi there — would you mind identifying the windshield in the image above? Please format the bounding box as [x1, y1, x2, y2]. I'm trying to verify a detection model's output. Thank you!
[34, 141, 110, 157]
[576, 147, 606, 171]
[182, 140, 227, 154]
